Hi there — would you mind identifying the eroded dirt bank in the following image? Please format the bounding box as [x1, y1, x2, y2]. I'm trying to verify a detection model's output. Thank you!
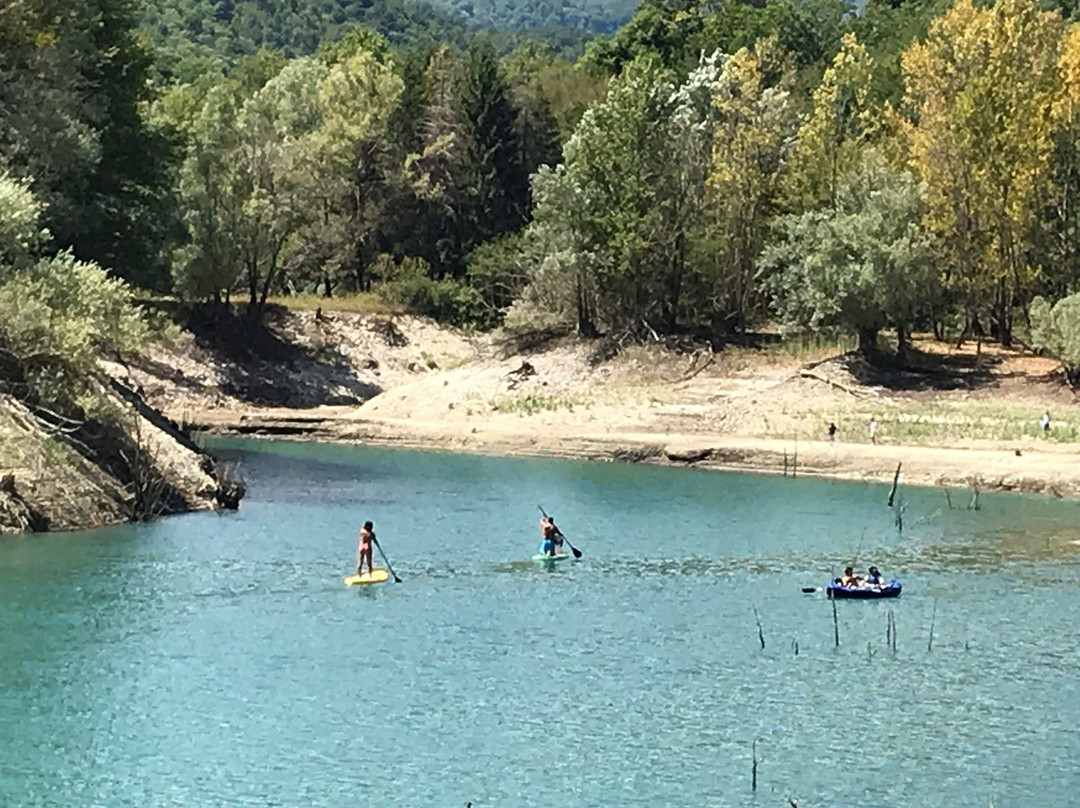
[0, 382, 241, 534]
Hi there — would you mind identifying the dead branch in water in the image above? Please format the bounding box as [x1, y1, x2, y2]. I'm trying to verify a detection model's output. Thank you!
[888, 462, 902, 507]
[832, 597, 840, 648]
[927, 597, 938, 652]
[120, 417, 170, 523]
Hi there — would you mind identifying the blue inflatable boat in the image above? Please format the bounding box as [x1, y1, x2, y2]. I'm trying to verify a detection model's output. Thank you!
[826, 579, 902, 599]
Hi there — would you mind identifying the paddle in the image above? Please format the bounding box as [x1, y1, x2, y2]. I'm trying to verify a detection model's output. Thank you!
[373, 538, 402, 583]
[801, 587, 819, 594]
[538, 505, 582, 558]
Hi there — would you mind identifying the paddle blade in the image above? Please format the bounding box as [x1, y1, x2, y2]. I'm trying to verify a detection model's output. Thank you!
[571, 546, 583, 558]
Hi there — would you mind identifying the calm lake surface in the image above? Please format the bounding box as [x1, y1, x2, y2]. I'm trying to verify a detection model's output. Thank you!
[2, 439, 1079, 807]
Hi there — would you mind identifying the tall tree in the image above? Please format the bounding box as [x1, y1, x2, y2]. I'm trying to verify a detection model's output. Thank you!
[783, 32, 875, 212]
[701, 36, 799, 333]
[897, 0, 1062, 345]
[1040, 24, 1080, 299]
[459, 38, 529, 251]
[528, 54, 721, 336]
[173, 49, 401, 314]
[0, 0, 177, 288]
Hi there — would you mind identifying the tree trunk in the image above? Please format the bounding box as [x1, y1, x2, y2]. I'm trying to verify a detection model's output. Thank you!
[858, 326, 879, 358]
[577, 276, 597, 338]
[998, 277, 1013, 347]
[896, 323, 908, 357]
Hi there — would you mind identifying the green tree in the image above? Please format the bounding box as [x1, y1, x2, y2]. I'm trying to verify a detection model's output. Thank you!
[701, 37, 799, 334]
[764, 155, 937, 357]
[459, 38, 530, 249]
[173, 49, 401, 313]
[527, 54, 720, 336]
[1029, 294, 1080, 385]
[0, 0, 178, 288]
[1039, 24, 1080, 299]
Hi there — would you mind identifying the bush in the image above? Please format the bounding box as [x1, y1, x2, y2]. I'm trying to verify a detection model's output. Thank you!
[0, 252, 150, 407]
[377, 255, 485, 328]
[1030, 294, 1080, 385]
[465, 233, 531, 328]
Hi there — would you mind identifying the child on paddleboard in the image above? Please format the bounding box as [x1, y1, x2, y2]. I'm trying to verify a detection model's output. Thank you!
[357, 521, 376, 575]
[539, 515, 562, 556]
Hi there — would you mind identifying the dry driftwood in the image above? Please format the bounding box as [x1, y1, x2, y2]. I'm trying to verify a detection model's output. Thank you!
[798, 369, 872, 399]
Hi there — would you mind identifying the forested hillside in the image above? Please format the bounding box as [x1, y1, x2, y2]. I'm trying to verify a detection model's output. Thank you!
[5, 0, 1080, 473]
[140, 0, 597, 80]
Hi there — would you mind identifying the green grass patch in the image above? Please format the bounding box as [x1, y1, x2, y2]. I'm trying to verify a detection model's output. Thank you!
[771, 333, 859, 361]
[263, 293, 404, 315]
[491, 393, 581, 416]
[788, 401, 1079, 445]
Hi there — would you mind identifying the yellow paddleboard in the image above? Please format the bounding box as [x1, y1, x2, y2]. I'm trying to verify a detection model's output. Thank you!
[344, 569, 391, 586]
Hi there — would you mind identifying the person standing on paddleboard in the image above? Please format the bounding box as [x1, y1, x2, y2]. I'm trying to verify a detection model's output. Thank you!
[539, 515, 562, 556]
[357, 521, 377, 576]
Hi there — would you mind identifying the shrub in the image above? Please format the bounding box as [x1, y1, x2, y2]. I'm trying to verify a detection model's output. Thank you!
[377, 256, 485, 328]
[1029, 294, 1080, 386]
[0, 252, 150, 407]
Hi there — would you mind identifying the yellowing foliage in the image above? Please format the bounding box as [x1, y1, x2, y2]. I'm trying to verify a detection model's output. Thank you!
[785, 33, 875, 211]
[898, 0, 1062, 338]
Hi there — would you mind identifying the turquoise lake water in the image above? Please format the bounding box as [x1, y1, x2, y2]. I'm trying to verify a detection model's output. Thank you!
[1, 439, 1079, 807]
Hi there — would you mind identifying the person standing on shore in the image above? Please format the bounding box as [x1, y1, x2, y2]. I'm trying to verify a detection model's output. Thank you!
[869, 417, 878, 445]
[1041, 411, 1051, 436]
[828, 422, 837, 443]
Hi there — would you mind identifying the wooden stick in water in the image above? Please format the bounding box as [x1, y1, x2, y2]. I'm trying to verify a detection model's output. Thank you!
[753, 606, 765, 650]
[927, 597, 938, 652]
[832, 598, 840, 648]
[888, 462, 902, 506]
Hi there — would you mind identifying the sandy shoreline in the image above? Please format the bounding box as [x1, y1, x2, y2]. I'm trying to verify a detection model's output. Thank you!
[128, 309, 1080, 499]
[183, 405, 1080, 498]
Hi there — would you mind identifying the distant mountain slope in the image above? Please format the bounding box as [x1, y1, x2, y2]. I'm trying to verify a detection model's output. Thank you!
[428, 0, 636, 31]
[140, 0, 606, 77]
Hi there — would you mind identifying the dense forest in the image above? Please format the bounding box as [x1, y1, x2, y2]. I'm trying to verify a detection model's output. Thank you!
[5, 0, 1080, 398]
[140, 0, 599, 81]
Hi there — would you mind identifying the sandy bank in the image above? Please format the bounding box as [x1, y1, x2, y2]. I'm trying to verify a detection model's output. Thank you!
[184, 404, 1080, 497]
[131, 308, 1080, 499]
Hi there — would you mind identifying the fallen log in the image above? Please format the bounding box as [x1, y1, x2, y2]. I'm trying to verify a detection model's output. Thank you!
[798, 369, 872, 399]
